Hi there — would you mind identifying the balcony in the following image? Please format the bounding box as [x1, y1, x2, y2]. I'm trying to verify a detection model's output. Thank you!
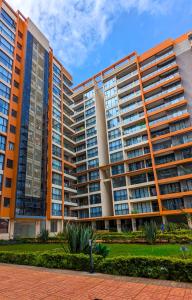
[142, 61, 177, 81]
[117, 70, 138, 84]
[120, 101, 143, 115]
[119, 91, 141, 105]
[122, 112, 145, 126]
[145, 83, 182, 103]
[149, 109, 188, 127]
[147, 95, 185, 114]
[143, 72, 180, 93]
[141, 50, 174, 71]
[118, 80, 140, 96]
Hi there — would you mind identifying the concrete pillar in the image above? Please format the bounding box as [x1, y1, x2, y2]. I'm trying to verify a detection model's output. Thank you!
[131, 218, 137, 232]
[57, 220, 63, 233]
[162, 216, 168, 225]
[91, 221, 96, 231]
[9, 220, 14, 240]
[35, 221, 41, 237]
[104, 220, 109, 230]
[46, 220, 51, 232]
[116, 219, 121, 232]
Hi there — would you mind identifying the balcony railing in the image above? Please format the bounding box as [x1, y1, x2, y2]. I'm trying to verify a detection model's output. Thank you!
[143, 72, 179, 92]
[142, 61, 177, 81]
[120, 101, 143, 114]
[145, 83, 182, 102]
[118, 80, 140, 94]
[149, 109, 188, 126]
[140, 50, 174, 70]
[117, 70, 138, 83]
[120, 91, 141, 104]
[122, 112, 144, 126]
[147, 95, 184, 113]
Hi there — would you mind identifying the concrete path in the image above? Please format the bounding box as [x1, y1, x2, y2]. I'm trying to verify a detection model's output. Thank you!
[0, 264, 191, 299]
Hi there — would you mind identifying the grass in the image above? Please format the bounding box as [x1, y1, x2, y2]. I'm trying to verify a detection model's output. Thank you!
[0, 243, 191, 258]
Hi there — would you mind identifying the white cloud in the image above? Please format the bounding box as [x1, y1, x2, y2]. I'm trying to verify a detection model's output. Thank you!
[7, 0, 171, 68]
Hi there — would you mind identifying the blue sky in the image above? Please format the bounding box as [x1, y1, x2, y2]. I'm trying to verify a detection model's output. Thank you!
[8, 0, 192, 85]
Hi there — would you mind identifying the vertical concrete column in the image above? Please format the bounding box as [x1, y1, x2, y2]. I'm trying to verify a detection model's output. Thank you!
[9, 220, 14, 240]
[35, 221, 41, 237]
[131, 218, 137, 232]
[104, 220, 109, 230]
[162, 216, 168, 225]
[92, 221, 96, 231]
[116, 219, 121, 232]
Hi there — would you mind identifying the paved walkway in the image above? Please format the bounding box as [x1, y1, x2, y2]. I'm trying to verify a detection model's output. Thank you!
[0, 264, 192, 299]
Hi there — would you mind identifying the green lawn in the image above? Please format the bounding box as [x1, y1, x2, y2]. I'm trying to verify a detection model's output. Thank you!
[0, 243, 191, 258]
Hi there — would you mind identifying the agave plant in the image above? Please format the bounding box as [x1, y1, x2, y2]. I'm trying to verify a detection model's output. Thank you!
[143, 221, 157, 245]
[64, 223, 94, 254]
[38, 229, 49, 242]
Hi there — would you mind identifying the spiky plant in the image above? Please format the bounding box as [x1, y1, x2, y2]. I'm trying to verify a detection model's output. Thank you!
[143, 221, 157, 245]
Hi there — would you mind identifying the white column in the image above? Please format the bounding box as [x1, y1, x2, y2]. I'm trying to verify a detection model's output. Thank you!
[35, 221, 41, 237]
[162, 216, 168, 225]
[116, 219, 121, 232]
[131, 218, 137, 232]
[104, 220, 109, 230]
[9, 220, 14, 240]
[91, 221, 96, 231]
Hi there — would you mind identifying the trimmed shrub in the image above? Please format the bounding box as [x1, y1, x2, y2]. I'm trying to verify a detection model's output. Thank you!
[96, 256, 192, 282]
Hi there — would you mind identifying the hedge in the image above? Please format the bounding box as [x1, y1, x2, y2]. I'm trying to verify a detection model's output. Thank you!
[0, 251, 192, 282]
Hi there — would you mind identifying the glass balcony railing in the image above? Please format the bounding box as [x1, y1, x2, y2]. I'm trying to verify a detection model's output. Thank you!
[140, 50, 174, 70]
[120, 101, 143, 114]
[120, 91, 141, 104]
[142, 61, 177, 81]
[117, 70, 138, 83]
[122, 112, 144, 125]
[143, 72, 179, 92]
[145, 83, 182, 102]
[118, 80, 140, 94]
[149, 109, 188, 126]
[147, 96, 185, 113]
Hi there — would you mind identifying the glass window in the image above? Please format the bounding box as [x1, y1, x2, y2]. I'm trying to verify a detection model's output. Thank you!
[0, 82, 10, 99]
[86, 116, 96, 127]
[52, 132, 61, 145]
[90, 194, 101, 204]
[84, 89, 95, 100]
[9, 142, 14, 150]
[108, 128, 121, 140]
[89, 170, 99, 181]
[85, 107, 95, 118]
[0, 174, 2, 191]
[106, 107, 119, 119]
[0, 66, 11, 84]
[89, 182, 100, 192]
[111, 164, 124, 175]
[52, 187, 62, 200]
[85, 98, 94, 108]
[86, 127, 96, 137]
[0, 21, 15, 42]
[0, 135, 6, 151]
[0, 35, 14, 55]
[0, 116, 7, 132]
[53, 64, 61, 77]
[52, 144, 62, 158]
[109, 139, 122, 151]
[88, 158, 99, 169]
[52, 158, 62, 171]
[130, 173, 147, 185]
[52, 203, 62, 216]
[1, 9, 16, 29]
[114, 189, 128, 201]
[0, 98, 9, 115]
[107, 117, 119, 129]
[110, 151, 123, 163]
[104, 77, 116, 90]
[87, 147, 98, 158]
[0, 50, 13, 69]
[129, 160, 145, 171]
[133, 202, 151, 213]
[104, 87, 117, 99]
[115, 203, 129, 215]
[0, 153, 4, 169]
[162, 198, 184, 211]
[131, 187, 150, 199]
[105, 96, 118, 109]
[90, 206, 102, 217]
[52, 172, 62, 185]
[53, 84, 61, 97]
[87, 137, 97, 148]
[112, 176, 126, 188]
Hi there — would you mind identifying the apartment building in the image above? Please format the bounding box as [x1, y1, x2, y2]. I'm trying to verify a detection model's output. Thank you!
[72, 34, 192, 232]
[0, 0, 192, 239]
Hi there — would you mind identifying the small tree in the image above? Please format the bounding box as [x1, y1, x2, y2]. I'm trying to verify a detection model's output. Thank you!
[38, 229, 49, 242]
[143, 221, 157, 244]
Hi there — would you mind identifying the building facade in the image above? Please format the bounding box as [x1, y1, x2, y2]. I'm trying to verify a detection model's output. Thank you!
[0, 0, 192, 239]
